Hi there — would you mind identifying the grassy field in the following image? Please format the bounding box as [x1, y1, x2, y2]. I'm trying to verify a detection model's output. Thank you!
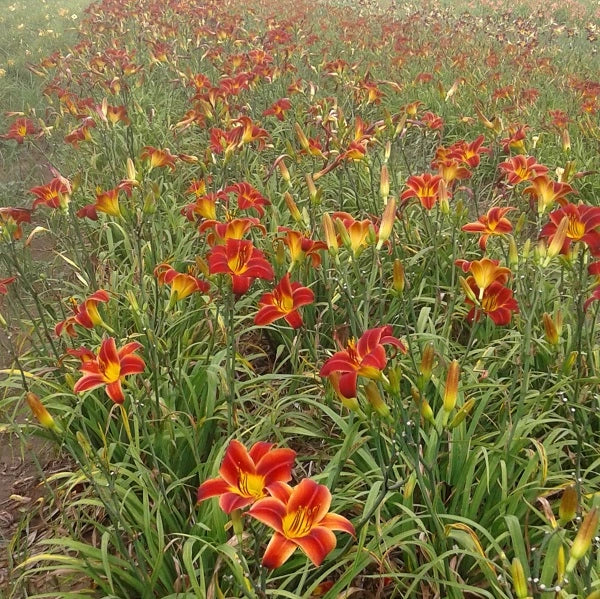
[1, 0, 600, 597]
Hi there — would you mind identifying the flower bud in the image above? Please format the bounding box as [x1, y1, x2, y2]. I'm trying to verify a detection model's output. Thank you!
[377, 197, 396, 250]
[443, 360, 460, 420]
[559, 485, 578, 524]
[284, 192, 303, 223]
[294, 122, 310, 152]
[561, 129, 571, 153]
[76, 431, 93, 458]
[417, 343, 435, 388]
[403, 472, 417, 500]
[562, 351, 578, 374]
[566, 507, 598, 573]
[543, 312, 560, 346]
[543, 216, 568, 266]
[411, 386, 435, 424]
[392, 259, 405, 294]
[380, 164, 390, 200]
[305, 174, 320, 204]
[365, 381, 390, 418]
[508, 235, 519, 269]
[438, 179, 449, 214]
[511, 558, 530, 599]
[449, 398, 475, 429]
[275, 239, 286, 266]
[386, 366, 401, 394]
[322, 213, 338, 256]
[26, 392, 60, 432]
[278, 159, 291, 184]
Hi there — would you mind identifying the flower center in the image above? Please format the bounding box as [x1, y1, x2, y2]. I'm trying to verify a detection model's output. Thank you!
[566, 216, 585, 240]
[227, 246, 250, 275]
[481, 293, 498, 313]
[237, 471, 265, 498]
[282, 506, 318, 539]
[100, 359, 121, 383]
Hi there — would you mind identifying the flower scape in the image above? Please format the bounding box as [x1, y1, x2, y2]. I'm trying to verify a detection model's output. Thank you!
[1, 0, 600, 596]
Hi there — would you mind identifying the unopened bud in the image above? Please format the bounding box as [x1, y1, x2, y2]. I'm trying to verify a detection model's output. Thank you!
[511, 558, 530, 599]
[443, 360, 460, 416]
[559, 485, 578, 525]
[377, 197, 396, 250]
[380, 164, 390, 200]
[566, 508, 598, 572]
[449, 398, 475, 429]
[322, 213, 338, 256]
[305, 174, 320, 204]
[508, 235, 519, 269]
[26, 392, 60, 432]
[543, 312, 560, 346]
[411, 387, 435, 424]
[365, 381, 390, 418]
[515, 212, 527, 235]
[417, 343, 435, 388]
[392, 259, 405, 294]
[543, 216, 568, 266]
[278, 159, 291, 184]
[284, 192, 303, 223]
[561, 129, 571, 153]
[275, 239, 286, 265]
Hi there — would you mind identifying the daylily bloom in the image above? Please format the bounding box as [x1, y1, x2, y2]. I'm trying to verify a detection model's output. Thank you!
[199, 217, 264, 246]
[539, 203, 600, 257]
[249, 478, 355, 568]
[461, 206, 514, 250]
[498, 155, 548, 185]
[154, 263, 209, 305]
[208, 238, 274, 295]
[64, 117, 96, 147]
[1, 118, 38, 144]
[73, 337, 145, 403]
[0, 276, 16, 295]
[435, 158, 472, 186]
[95, 187, 123, 217]
[0, 207, 32, 240]
[332, 212, 374, 256]
[522, 175, 575, 214]
[500, 125, 528, 153]
[463, 280, 519, 325]
[263, 98, 292, 121]
[278, 228, 327, 268]
[449, 135, 489, 168]
[30, 177, 72, 210]
[400, 173, 444, 210]
[197, 440, 296, 513]
[141, 146, 177, 171]
[182, 192, 219, 222]
[105, 104, 130, 125]
[255, 274, 314, 328]
[55, 290, 111, 337]
[320, 326, 407, 399]
[455, 258, 511, 299]
[223, 183, 271, 218]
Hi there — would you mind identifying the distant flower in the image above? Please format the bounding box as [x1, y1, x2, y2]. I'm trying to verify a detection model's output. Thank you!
[255, 274, 314, 328]
[30, 177, 72, 210]
[154, 263, 209, 306]
[55, 289, 111, 337]
[141, 146, 177, 171]
[498, 155, 547, 185]
[0, 276, 16, 295]
[0, 207, 32, 240]
[461, 207, 514, 250]
[1, 118, 38, 144]
[401, 173, 444, 210]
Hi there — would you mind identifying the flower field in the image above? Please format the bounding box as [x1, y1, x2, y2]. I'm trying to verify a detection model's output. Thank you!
[1, 0, 600, 596]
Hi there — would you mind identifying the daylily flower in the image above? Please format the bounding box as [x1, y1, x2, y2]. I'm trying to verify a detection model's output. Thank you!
[249, 478, 355, 568]
[320, 326, 406, 399]
[73, 337, 145, 403]
[0, 276, 16, 295]
[498, 155, 548, 185]
[449, 135, 489, 168]
[199, 217, 264, 246]
[400, 173, 444, 210]
[55, 290, 111, 337]
[263, 98, 292, 121]
[1, 118, 38, 144]
[223, 182, 271, 217]
[0, 207, 32, 240]
[332, 212, 374, 256]
[539, 203, 600, 257]
[141, 146, 177, 171]
[208, 238, 274, 295]
[197, 440, 296, 513]
[522, 175, 575, 214]
[30, 177, 72, 210]
[182, 192, 220, 222]
[435, 158, 472, 186]
[461, 207, 514, 250]
[255, 274, 314, 328]
[278, 228, 327, 268]
[463, 280, 519, 325]
[64, 117, 96, 147]
[455, 258, 511, 299]
[154, 263, 209, 305]
[500, 124, 528, 153]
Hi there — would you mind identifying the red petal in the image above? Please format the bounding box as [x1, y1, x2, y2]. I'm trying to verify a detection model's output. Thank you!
[288, 479, 331, 522]
[284, 310, 303, 329]
[256, 448, 296, 484]
[320, 513, 355, 535]
[118, 341, 143, 357]
[220, 493, 254, 514]
[295, 527, 336, 566]
[261, 532, 297, 569]
[119, 355, 146, 376]
[73, 374, 105, 393]
[219, 440, 256, 487]
[105, 380, 125, 403]
[254, 306, 283, 326]
[248, 497, 286, 533]
[248, 441, 274, 463]
[338, 371, 358, 399]
[99, 337, 119, 365]
[265, 481, 293, 503]
[197, 477, 230, 502]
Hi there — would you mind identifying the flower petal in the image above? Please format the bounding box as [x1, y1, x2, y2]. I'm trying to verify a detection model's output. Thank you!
[262, 532, 298, 569]
[295, 527, 337, 567]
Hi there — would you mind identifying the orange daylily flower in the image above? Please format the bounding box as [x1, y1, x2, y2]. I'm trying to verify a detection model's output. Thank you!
[30, 177, 72, 210]
[154, 263, 209, 305]
[277, 228, 327, 268]
[522, 175, 575, 214]
[64, 117, 96, 147]
[455, 258, 511, 299]
[199, 217, 264, 246]
[463, 280, 519, 326]
[400, 173, 444, 210]
[73, 337, 145, 404]
[461, 206, 514, 250]
[182, 192, 220, 222]
[332, 212, 373, 256]
[95, 187, 122, 217]
[141, 146, 177, 171]
[0, 207, 32, 240]
[255, 273, 314, 328]
[449, 135, 489, 168]
[197, 440, 296, 513]
[55, 290, 111, 337]
[1, 118, 38, 144]
[263, 98, 292, 121]
[208, 238, 274, 295]
[435, 158, 472, 185]
[539, 203, 600, 256]
[320, 326, 407, 399]
[249, 478, 355, 568]
[223, 182, 271, 217]
[498, 155, 548, 184]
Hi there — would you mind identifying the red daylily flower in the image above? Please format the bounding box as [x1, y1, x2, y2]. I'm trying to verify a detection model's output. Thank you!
[64, 117, 96, 147]
[208, 238, 274, 295]
[449, 135, 489, 168]
[522, 175, 575, 214]
[400, 173, 444, 210]
[263, 98, 292, 121]
[456, 258, 512, 300]
[278, 228, 327, 268]
[461, 207, 514, 250]
[55, 290, 111, 337]
[0, 276, 16, 295]
[197, 440, 296, 513]
[255, 274, 314, 328]
[141, 146, 177, 171]
[73, 337, 145, 403]
[0, 207, 32, 240]
[223, 183, 271, 218]
[95, 187, 122, 217]
[30, 177, 72, 210]
[249, 478, 355, 568]
[182, 192, 220, 222]
[1, 118, 38, 144]
[464, 280, 519, 326]
[540, 203, 600, 256]
[498, 155, 548, 185]
[320, 326, 407, 399]
[199, 217, 264, 246]
[154, 263, 209, 304]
